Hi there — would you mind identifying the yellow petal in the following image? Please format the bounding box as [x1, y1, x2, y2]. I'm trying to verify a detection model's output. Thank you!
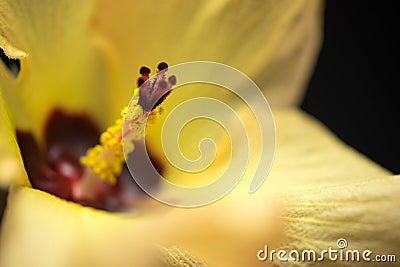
[0, 184, 282, 267]
[0, 186, 162, 267]
[93, 0, 323, 108]
[1, 109, 397, 266]
[265, 108, 391, 193]
[279, 175, 400, 266]
[1, 0, 322, 143]
[0, 0, 116, 142]
[1, 1, 396, 265]
[0, 90, 27, 186]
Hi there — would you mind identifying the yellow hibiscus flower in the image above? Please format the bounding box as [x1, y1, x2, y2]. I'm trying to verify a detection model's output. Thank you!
[0, 1, 399, 267]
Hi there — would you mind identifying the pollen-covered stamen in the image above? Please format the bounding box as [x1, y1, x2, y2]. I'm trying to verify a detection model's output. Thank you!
[79, 104, 166, 186]
[80, 62, 177, 188]
[80, 108, 127, 185]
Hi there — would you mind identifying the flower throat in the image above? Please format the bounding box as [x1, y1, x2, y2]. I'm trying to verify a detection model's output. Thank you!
[16, 62, 176, 211]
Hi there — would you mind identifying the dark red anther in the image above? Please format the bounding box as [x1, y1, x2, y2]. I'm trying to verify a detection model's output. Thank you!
[137, 62, 175, 112]
[157, 62, 168, 72]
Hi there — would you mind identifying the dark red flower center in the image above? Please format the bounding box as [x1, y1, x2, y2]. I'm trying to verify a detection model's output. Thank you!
[16, 109, 162, 211]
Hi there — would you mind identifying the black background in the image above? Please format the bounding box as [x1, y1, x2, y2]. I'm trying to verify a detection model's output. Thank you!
[301, 1, 399, 174]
